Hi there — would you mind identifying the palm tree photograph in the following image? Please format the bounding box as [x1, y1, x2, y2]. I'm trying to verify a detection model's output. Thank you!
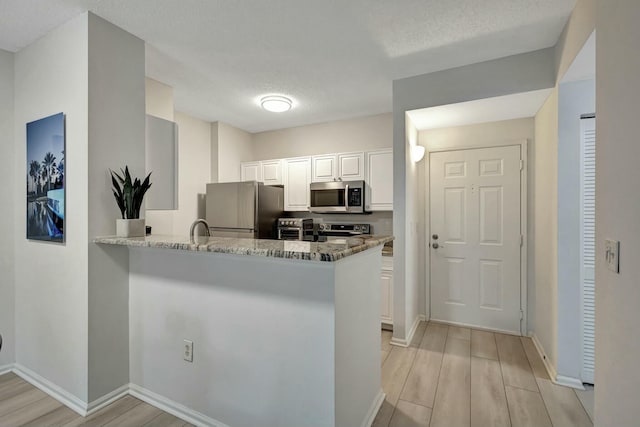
[26, 112, 65, 242]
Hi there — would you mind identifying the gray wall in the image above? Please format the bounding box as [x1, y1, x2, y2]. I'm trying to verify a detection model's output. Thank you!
[595, 0, 640, 424]
[0, 49, 14, 369]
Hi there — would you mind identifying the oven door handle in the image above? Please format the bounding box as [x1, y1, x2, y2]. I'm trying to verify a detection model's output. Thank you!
[344, 184, 349, 210]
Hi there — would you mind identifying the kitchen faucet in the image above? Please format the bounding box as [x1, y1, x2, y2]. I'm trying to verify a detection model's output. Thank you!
[190, 219, 211, 243]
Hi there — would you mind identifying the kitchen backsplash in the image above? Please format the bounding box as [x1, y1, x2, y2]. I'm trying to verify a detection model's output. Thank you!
[289, 211, 393, 236]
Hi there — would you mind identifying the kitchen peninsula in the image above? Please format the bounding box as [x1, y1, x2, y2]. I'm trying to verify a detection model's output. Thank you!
[95, 234, 393, 427]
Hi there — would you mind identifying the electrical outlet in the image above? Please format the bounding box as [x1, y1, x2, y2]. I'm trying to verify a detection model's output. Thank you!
[605, 239, 620, 273]
[183, 340, 193, 362]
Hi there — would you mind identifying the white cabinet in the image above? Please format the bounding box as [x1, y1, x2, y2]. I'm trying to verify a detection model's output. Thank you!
[261, 159, 283, 185]
[284, 157, 312, 211]
[312, 152, 365, 182]
[338, 152, 365, 181]
[366, 149, 393, 211]
[240, 161, 262, 182]
[381, 257, 393, 326]
[312, 155, 338, 182]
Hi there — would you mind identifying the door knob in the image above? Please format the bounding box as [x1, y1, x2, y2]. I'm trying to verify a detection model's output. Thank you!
[432, 242, 439, 249]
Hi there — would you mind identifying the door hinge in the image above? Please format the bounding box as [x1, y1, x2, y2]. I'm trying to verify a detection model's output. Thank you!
[520, 235, 524, 247]
[520, 159, 524, 171]
[520, 309, 524, 320]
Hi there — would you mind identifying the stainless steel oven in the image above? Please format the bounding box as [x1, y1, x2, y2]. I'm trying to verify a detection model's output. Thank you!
[277, 218, 314, 241]
[309, 180, 367, 214]
[317, 223, 371, 242]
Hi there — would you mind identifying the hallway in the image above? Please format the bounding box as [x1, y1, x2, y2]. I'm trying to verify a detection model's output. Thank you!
[374, 322, 593, 427]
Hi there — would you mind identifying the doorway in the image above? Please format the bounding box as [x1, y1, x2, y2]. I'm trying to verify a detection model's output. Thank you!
[429, 145, 524, 335]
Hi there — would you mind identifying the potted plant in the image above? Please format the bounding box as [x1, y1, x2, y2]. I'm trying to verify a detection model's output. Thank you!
[110, 166, 152, 237]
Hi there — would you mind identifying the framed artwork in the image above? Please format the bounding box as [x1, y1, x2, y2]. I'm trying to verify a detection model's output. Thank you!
[26, 112, 65, 242]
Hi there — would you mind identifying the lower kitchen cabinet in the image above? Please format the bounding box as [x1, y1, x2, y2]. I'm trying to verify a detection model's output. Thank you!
[381, 256, 393, 326]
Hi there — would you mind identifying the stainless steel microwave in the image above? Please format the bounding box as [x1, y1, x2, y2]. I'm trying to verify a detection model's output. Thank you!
[309, 180, 368, 214]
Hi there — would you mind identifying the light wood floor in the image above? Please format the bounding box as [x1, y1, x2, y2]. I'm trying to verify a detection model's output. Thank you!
[0, 373, 193, 427]
[375, 321, 593, 427]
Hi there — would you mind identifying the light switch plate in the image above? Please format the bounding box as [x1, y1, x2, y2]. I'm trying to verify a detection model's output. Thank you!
[605, 239, 620, 273]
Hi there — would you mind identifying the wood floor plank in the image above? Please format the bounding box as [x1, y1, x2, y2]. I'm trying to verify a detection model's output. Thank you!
[0, 395, 61, 426]
[62, 395, 143, 427]
[409, 321, 428, 348]
[141, 411, 188, 427]
[495, 333, 538, 392]
[381, 350, 390, 366]
[471, 357, 510, 427]
[21, 404, 80, 427]
[389, 399, 431, 427]
[505, 386, 551, 427]
[0, 388, 48, 417]
[536, 378, 593, 427]
[448, 325, 471, 340]
[372, 346, 418, 427]
[471, 330, 498, 360]
[0, 378, 33, 401]
[575, 384, 594, 423]
[520, 337, 550, 380]
[0, 373, 19, 385]
[382, 330, 393, 352]
[430, 337, 471, 427]
[103, 402, 163, 427]
[399, 323, 448, 407]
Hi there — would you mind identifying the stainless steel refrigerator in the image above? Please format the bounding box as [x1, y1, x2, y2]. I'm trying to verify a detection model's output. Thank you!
[205, 181, 284, 239]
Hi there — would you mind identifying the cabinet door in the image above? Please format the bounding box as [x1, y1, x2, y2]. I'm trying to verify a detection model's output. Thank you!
[261, 159, 283, 185]
[380, 270, 393, 325]
[366, 149, 393, 211]
[241, 161, 262, 182]
[338, 152, 365, 181]
[312, 155, 337, 182]
[284, 157, 312, 211]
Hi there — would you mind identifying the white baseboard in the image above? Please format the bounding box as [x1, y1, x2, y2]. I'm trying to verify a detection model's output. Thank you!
[129, 383, 229, 427]
[390, 315, 425, 347]
[13, 363, 88, 416]
[555, 375, 585, 390]
[531, 334, 558, 382]
[0, 363, 14, 376]
[362, 390, 385, 427]
[86, 384, 130, 415]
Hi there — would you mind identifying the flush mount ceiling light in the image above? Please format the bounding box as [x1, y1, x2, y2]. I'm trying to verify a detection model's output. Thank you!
[260, 95, 293, 113]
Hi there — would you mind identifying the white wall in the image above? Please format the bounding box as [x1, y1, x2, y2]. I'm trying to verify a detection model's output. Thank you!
[13, 13, 90, 401]
[556, 78, 595, 381]
[392, 48, 556, 343]
[252, 113, 392, 160]
[595, 1, 640, 424]
[531, 0, 595, 379]
[0, 49, 14, 369]
[533, 91, 559, 371]
[216, 122, 253, 182]
[145, 79, 212, 236]
[86, 13, 145, 402]
[419, 118, 535, 330]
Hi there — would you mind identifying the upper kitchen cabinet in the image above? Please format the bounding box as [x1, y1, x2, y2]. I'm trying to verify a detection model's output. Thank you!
[338, 152, 365, 181]
[240, 161, 262, 182]
[366, 149, 393, 211]
[312, 154, 337, 182]
[261, 159, 283, 186]
[311, 152, 365, 182]
[284, 157, 312, 211]
[146, 115, 179, 210]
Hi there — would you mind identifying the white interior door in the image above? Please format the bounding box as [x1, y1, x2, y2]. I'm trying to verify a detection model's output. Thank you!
[580, 116, 596, 384]
[430, 145, 522, 334]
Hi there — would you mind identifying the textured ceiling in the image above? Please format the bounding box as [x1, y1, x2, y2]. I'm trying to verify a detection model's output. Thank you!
[0, 0, 576, 132]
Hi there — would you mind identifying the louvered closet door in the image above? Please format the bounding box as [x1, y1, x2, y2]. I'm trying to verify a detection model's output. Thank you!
[581, 117, 596, 385]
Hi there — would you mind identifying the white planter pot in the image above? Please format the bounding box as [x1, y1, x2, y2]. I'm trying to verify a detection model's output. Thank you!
[116, 218, 145, 238]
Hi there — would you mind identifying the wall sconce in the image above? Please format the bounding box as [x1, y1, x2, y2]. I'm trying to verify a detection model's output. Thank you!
[410, 145, 425, 163]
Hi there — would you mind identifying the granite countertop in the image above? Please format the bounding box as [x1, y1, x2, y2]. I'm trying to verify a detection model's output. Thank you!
[94, 234, 394, 262]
